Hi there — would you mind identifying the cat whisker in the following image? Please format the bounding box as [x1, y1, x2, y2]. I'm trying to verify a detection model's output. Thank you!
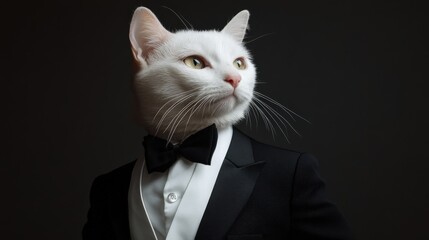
[210, 96, 227, 117]
[254, 91, 296, 122]
[156, 93, 192, 133]
[254, 91, 311, 124]
[162, 6, 193, 30]
[248, 102, 262, 129]
[199, 97, 212, 118]
[182, 96, 212, 139]
[170, 94, 212, 142]
[249, 100, 273, 132]
[244, 32, 275, 45]
[240, 90, 310, 142]
[182, 98, 202, 135]
[155, 91, 198, 136]
[240, 92, 258, 128]
[254, 96, 301, 137]
[191, 96, 212, 119]
[253, 97, 292, 141]
[152, 89, 197, 124]
[164, 97, 199, 138]
[244, 103, 254, 129]
[249, 100, 276, 138]
[179, 13, 194, 29]
[166, 95, 209, 142]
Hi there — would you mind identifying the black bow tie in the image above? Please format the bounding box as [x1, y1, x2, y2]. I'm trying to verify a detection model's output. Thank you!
[143, 124, 218, 174]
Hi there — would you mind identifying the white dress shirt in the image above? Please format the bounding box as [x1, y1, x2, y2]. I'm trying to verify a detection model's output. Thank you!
[129, 125, 233, 240]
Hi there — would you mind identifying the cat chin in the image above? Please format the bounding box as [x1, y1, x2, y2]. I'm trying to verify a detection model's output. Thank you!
[211, 112, 245, 128]
[137, 103, 248, 141]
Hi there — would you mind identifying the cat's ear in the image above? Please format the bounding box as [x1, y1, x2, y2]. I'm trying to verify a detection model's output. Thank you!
[222, 10, 250, 43]
[129, 7, 172, 64]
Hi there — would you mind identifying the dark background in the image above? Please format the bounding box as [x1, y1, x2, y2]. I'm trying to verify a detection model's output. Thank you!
[6, 0, 428, 239]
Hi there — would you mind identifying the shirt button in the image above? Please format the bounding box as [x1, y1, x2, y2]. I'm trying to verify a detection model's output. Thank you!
[167, 193, 178, 203]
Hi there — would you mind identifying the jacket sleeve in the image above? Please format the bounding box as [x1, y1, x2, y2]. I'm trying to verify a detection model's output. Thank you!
[290, 153, 353, 240]
[82, 175, 115, 240]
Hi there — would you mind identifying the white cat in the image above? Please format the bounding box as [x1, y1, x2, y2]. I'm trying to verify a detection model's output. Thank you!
[129, 7, 256, 143]
[82, 9, 352, 240]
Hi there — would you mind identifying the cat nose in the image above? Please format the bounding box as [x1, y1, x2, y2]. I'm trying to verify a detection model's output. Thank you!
[224, 75, 241, 89]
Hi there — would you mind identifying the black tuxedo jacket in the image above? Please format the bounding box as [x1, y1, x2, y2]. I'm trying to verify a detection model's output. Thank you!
[82, 128, 352, 240]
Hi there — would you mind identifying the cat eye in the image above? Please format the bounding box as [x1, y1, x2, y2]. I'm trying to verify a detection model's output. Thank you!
[183, 56, 206, 69]
[233, 57, 246, 70]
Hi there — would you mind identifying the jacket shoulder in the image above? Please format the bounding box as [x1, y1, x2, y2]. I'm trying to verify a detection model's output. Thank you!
[82, 160, 136, 239]
[94, 160, 136, 184]
[235, 128, 303, 163]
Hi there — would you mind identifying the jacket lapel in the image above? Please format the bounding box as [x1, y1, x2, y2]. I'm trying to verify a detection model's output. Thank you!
[195, 128, 266, 240]
[128, 157, 159, 240]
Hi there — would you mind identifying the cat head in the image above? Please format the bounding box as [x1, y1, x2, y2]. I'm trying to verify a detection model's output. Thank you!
[129, 7, 256, 142]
